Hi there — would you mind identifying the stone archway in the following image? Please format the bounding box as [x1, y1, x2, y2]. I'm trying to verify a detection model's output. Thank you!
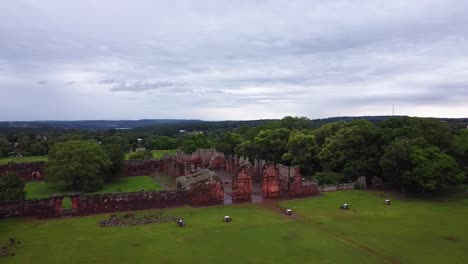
[52, 195, 79, 217]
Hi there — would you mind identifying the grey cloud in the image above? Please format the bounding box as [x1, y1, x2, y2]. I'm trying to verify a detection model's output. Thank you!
[110, 81, 174, 92]
[1, 0, 468, 120]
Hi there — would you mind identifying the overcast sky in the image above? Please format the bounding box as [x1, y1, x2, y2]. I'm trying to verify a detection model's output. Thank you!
[1, 0, 467, 121]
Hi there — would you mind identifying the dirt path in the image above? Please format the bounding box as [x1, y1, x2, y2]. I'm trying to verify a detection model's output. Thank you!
[261, 201, 400, 264]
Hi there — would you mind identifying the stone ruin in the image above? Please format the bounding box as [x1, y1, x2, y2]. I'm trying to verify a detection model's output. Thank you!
[176, 169, 224, 206]
[99, 212, 179, 227]
[0, 148, 365, 219]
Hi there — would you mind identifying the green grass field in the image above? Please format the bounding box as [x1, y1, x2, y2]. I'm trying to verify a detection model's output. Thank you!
[0, 156, 48, 165]
[25, 176, 163, 199]
[1, 190, 467, 263]
[125, 149, 177, 160]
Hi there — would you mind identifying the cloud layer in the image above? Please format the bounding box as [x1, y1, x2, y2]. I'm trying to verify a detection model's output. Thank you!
[1, 0, 467, 120]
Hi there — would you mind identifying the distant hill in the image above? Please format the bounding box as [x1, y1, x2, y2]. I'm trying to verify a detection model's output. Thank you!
[0, 116, 466, 132]
[0, 119, 201, 130]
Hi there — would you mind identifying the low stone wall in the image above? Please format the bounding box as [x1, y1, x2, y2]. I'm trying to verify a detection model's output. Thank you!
[121, 160, 161, 176]
[319, 182, 356, 192]
[75, 191, 189, 216]
[0, 162, 45, 181]
[0, 197, 58, 218]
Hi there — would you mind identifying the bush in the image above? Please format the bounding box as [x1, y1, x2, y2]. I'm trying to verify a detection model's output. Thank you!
[0, 173, 25, 201]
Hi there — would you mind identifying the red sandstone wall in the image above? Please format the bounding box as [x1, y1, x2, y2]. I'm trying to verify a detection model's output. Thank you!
[232, 164, 252, 201]
[189, 181, 224, 206]
[122, 160, 161, 176]
[75, 191, 190, 216]
[0, 162, 45, 181]
[288, 167, 319, 197]
[0, 197, 58, 218]
[262, 163, 281, 198]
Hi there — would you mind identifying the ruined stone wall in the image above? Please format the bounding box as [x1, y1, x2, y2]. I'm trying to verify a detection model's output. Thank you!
[121, 160, 161, 176]
[252, 159, 265, 183]
[262, 162, 282, 198]
[0, 162, 45, 181]
[75, 191, 189, 216]
[232, 164, 252, 201]
[161, 149, 226, 177]
[319, 182, 356, 192]
[0, 197, 58, 218]
[189, 181, 224, 206]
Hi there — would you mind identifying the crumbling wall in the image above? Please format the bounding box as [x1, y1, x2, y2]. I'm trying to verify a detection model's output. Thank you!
[232, 163, 252, 201]
[319, 182, 356, 192]
[0, 162, 46, 181]
[288, 167, 319, 197]
[189, 181, 224, 206]
[262, 162, 281, 198]
[121, 160, 161, 176]
[75, 191, 189, 215]
[0, 197, 58, 218]
[176, 169, 224, 206]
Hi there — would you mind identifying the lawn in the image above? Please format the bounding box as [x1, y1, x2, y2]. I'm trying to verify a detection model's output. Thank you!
[0, 190, 467, 263]
[125, 149, 177, 160]
[25, 176, 163, 199]
[0, 156, 48, 165]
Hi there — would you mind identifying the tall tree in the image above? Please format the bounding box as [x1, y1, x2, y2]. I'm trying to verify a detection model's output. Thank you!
[380, 137, 464, 192]
[282, 131, 319, 175]
[102, 143, 125, 181]
[318, 120, 383, 181]
[253, 128, 290, 163]
[46, 140, 111, 192]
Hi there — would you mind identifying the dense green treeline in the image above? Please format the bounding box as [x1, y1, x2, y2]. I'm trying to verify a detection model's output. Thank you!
[1, 116, 467, 193]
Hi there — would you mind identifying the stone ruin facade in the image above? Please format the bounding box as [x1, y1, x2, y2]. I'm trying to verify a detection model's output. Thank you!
[0, 148, 365, 219]
[176, 170, 224, 206]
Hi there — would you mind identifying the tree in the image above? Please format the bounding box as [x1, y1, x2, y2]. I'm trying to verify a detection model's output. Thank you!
[279, 116, 312, 130]
[180, 133, 212, 153]
[46, 140, 111, 192]
[128, 150, 154, 160]
[234, 140, 257, 158]
[102, 143, 125, 180]
[318, 120, 383, 181]
[0, 137, 10, 157]
[282, 131, 319, 175]
[214, 133, 244, 154]
[253, 128, 290, 163]
[379, 117, 455, 151]
[379, 137, 464, 192]
[143, 136, 177, 150]
[102, 136, 130, 151]
[451, 130, 468, 177]
[0, 173, 25, 201]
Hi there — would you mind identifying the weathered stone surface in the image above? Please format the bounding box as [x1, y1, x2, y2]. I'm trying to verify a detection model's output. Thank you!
[356, 176, 367, 189]
[122, 160, 161, 176]
[0, 197, 57, 218]
[232, 163, 252, 201]
[262, 162, 281, 198]
[76, 191, 189, 215]
[288, 167, 319, 197]
[176, 169, 224, 206]
[0, 162, 45, 181]
[319, 182, 356, 192]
